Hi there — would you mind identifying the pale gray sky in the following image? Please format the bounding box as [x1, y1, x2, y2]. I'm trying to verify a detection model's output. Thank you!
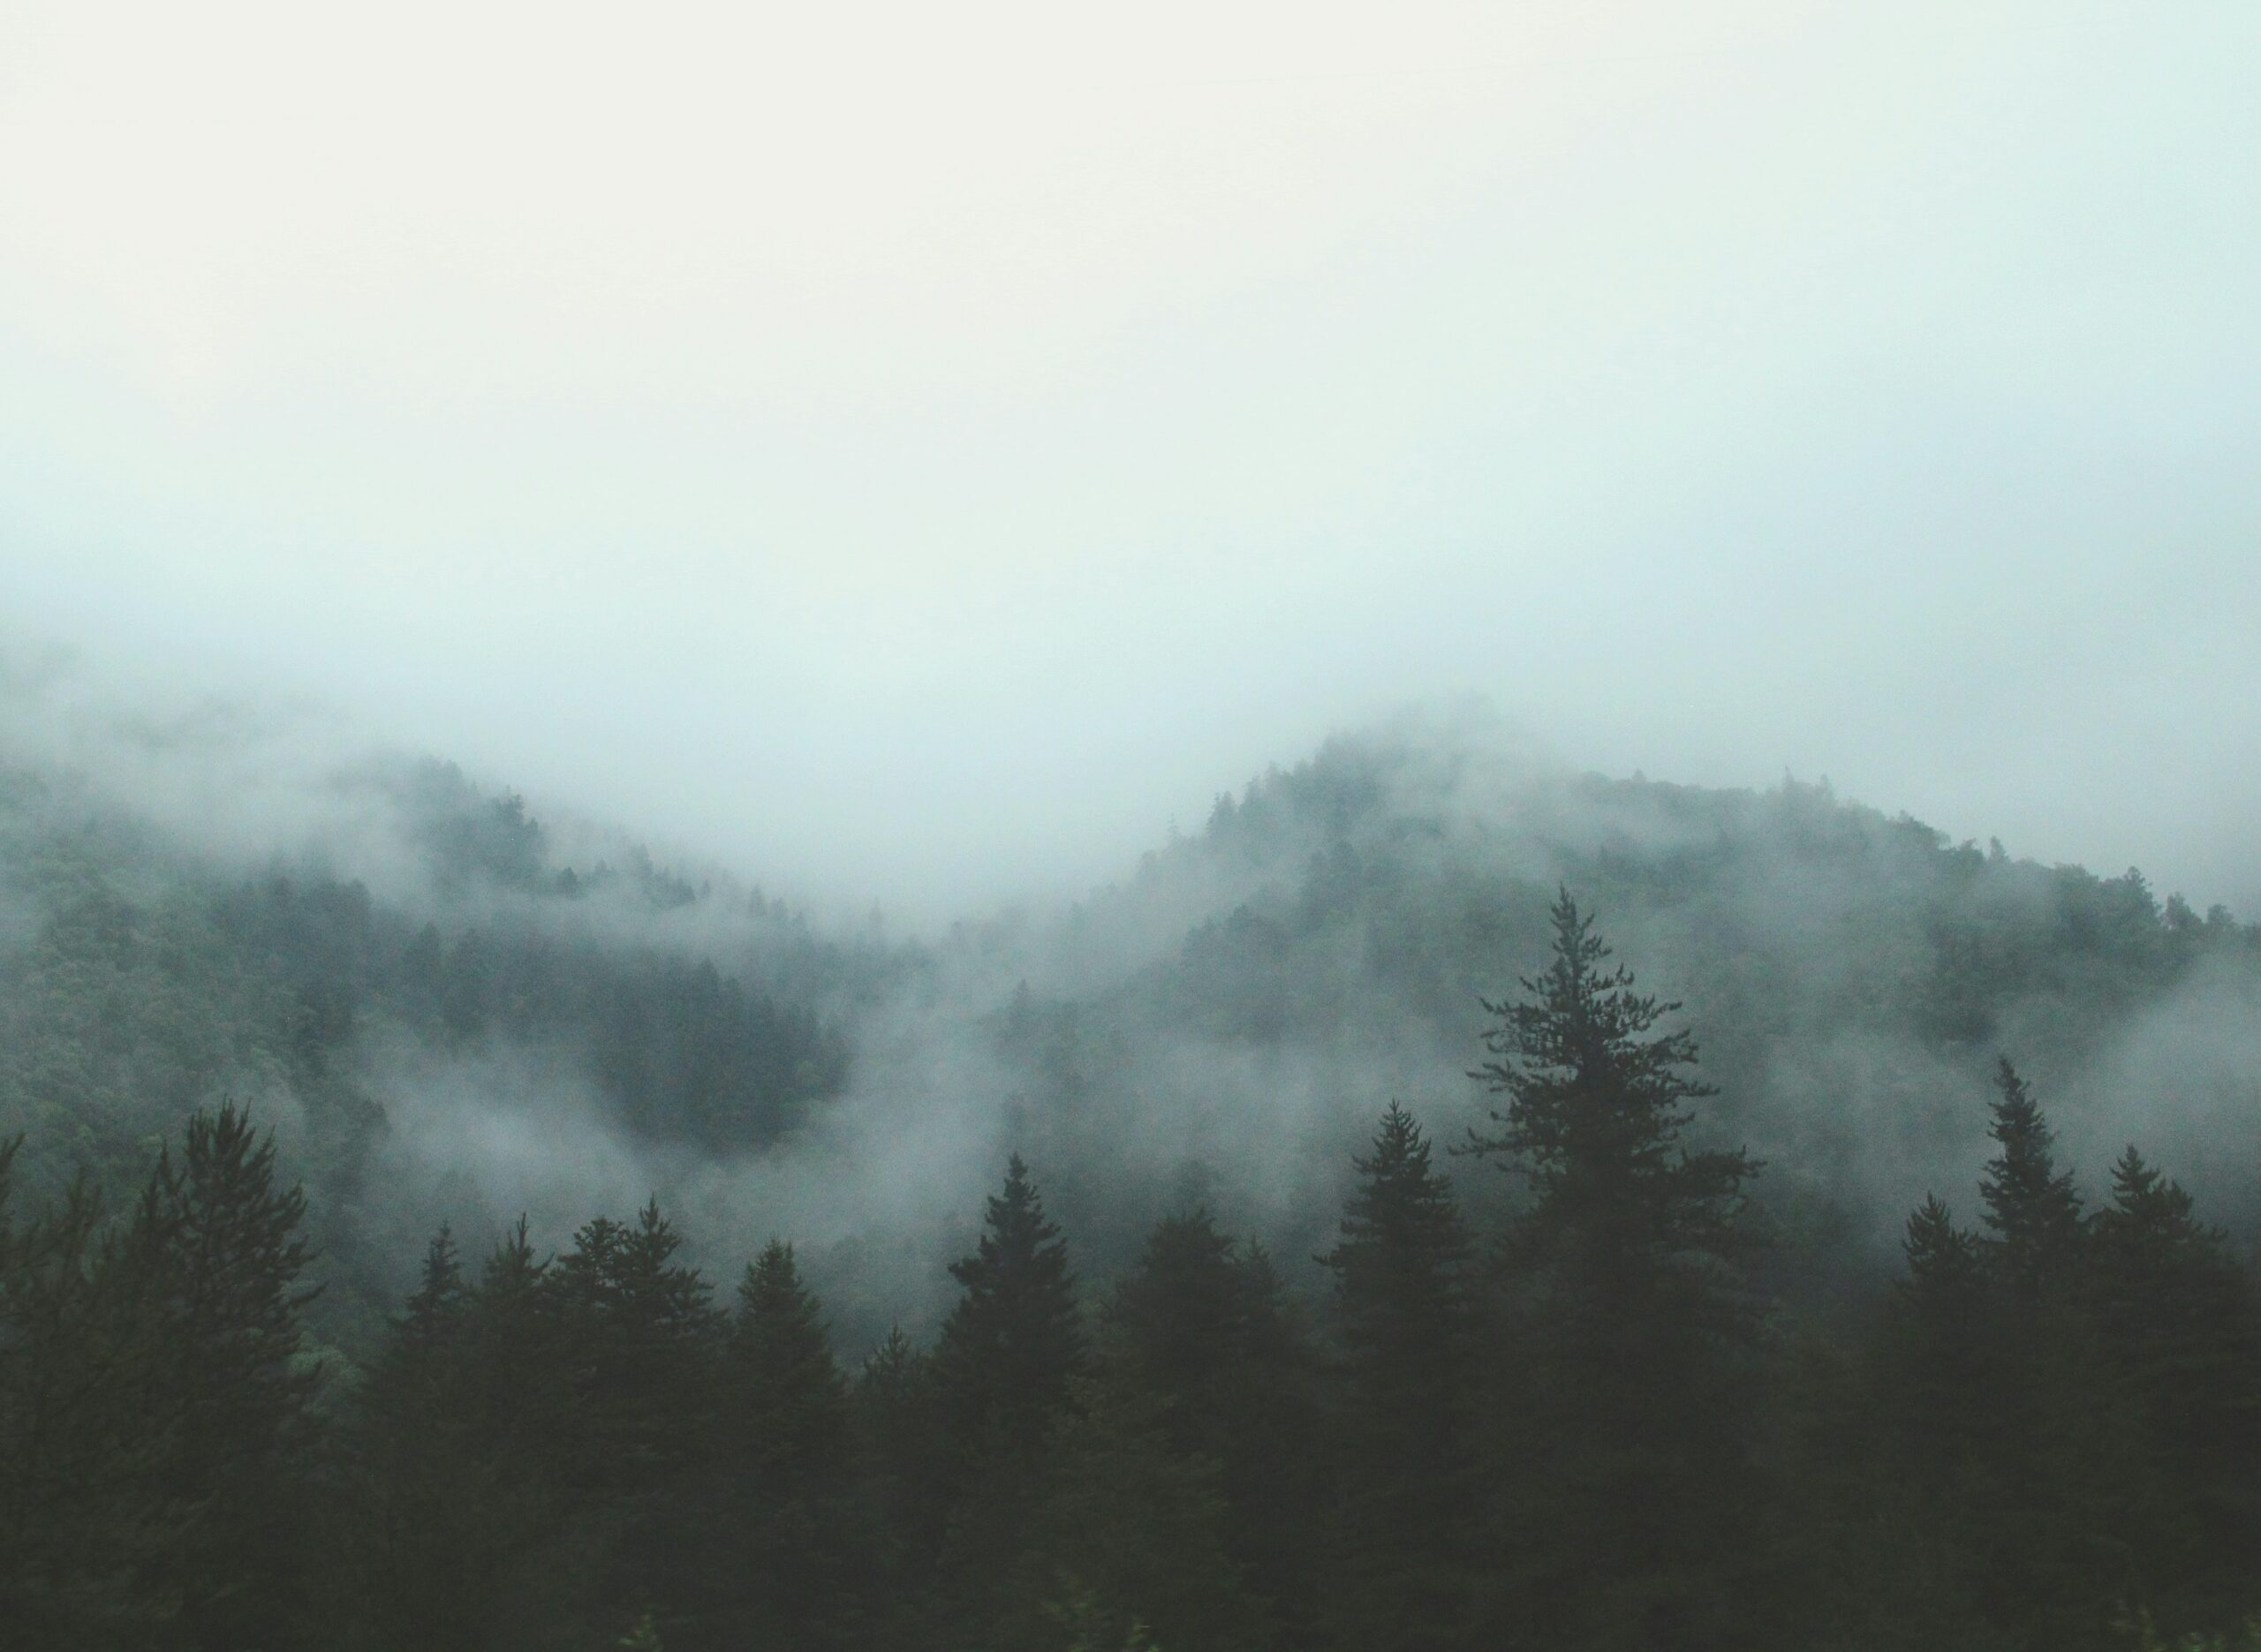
[3, 0, 2257, 920]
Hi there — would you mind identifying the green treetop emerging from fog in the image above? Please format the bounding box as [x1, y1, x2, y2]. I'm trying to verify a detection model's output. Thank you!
[1461, 890, 1767, 1648]
[1464, 887, 1758, 1259]
[1980, 1056, 2084, 1292]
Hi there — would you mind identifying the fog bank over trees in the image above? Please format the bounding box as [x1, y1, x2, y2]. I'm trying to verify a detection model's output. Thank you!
[3, 659, 2254, 1354]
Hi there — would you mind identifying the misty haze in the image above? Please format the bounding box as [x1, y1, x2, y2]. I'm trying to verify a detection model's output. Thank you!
[3, 3, 2258, 1649]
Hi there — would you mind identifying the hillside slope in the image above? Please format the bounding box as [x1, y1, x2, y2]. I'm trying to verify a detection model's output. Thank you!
[3, 703, 2255, 1345]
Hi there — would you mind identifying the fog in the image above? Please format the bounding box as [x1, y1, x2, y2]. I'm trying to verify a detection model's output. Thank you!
[4, 0, 2256, 926]
[4, 0, 2258, 1343]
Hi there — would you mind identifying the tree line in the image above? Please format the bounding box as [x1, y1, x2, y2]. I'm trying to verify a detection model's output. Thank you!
[4, 893, 2258, 1650]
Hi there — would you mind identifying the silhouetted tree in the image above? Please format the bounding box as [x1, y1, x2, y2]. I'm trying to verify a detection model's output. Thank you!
[936, 1155, 1084, 1454]
[1320, 1104, 1478, 1651]
[135, 1104, 326, 1651]
[550, 1198, 724, 1642]
[1112, 1211, 1327, 1647]
[0, 1144, 192, 1642]
[2087, 1148, 2261, 1631]
[1463, 892, 1766, 1650]
[931, 1155, 1086, 1644]
[1979, 1058, 2083, 1294]
[711, 1240, 868, 1648]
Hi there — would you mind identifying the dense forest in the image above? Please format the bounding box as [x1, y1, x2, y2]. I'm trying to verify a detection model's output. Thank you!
[7, 894, 2261, 1648]
[4, 704, 2261, 1648]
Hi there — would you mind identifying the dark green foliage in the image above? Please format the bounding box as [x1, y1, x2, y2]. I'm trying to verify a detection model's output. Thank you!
[995, 1367, 1269, 1652]
[354, 1225, 511, 1652]
[2085, 1150, 2261, 1633]
[0, 1140, 194, 1641]
[1465, 891, 1759, 1258]
[6, 855, 2261, 1650]
[925, 1155, 1089, 1644]
[1812, 1065, 2261, 1651]
[548, 1200, 726, 1642]
[708, 1240, 870, 1649]
[729, 1241, 850, 1489]
[138, 1103, 328, 1650]
[1979, 1058, 2084, 1291]
[0, 1105, 328, 1648]
[552, 1199, 723, 1486]
[1320, 1104, 1478, 1651]
[1961, 1065, 2117, 1650]
[936, 1154, 1085, 1454]
[1111, 1212, 1327, 1647]
[1887, 1194, 1991, 1455]
[1464, 892, 1768, 1650]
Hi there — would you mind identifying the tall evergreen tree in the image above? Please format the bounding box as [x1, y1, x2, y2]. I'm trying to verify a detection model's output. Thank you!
[0, 1146, 192, 1643]
[853, 1324, 949, 1649]
[1841, 1193, 2008, 1648]
[1887, 1195, 1992, 1459]
[1978, 1060, 2116, 1648]
[1978, 1058, 2083, 1293]
[931, 1155, 1086, 1645]
[1112, 1211, 1327, 1648]
[356, 1225, 497, 1652]
[446, 1215, 587, 1649]
[730, 1240, 850, 1489]
[551, 1198, 723, 1493]
[134, 1104, 326, 1652]
[1863, 1067, 2118, 1651]
[935, 1154, 1084, 1453]
[711, 1239, 867, 1649]
[1320, 1102, 1478, 1652]
[2086, 1148, 2261, 1629]
[1462, 892, 1766, 1651]
[549, 1198, 724, 1642]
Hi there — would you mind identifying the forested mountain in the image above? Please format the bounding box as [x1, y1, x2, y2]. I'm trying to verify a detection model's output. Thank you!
[6, 699, 2261, 1648]
[0, 746, 894, 1344]
[4, 703, 2257, 1342]
[970, 713, 2261, 1309]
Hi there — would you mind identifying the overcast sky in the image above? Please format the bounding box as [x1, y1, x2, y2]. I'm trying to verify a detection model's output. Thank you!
[2, 0, 2256, 921]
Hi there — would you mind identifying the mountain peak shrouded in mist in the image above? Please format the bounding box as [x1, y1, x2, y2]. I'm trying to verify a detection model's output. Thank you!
[8, 1, 2258, 930]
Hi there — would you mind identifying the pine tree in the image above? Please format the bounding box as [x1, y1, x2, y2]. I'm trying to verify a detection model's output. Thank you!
[356, 1225, 495, 1652]
[462, 1215, 568, 1473]
[551, 1198, 723, 1493]
[2087, 1148, 2261, 1628]
[446, 1215, 585, 1646]
[932, 1156, 1086, 1646]
[1464, 892, 1758, 1262]
[1847, 1193, 2006, 1645]
[1978, 1058, 2083, 1294]
[1889, 1196, 1990, 1453]
[1978, 1060, 2111, 1641]
[0, 1146, 192, 1641]
[405, 1223, 468, 1339]
[730, 1241, 849, 1486]
[549, 1198, 724, 1641]
[854, 1324, 949, 1648]
[1869, 1067, 2115, 1651]
[1462, 891, 1766, 1650]
[713, 1240, 867, 1648]
[1111, 1211, 1326, 1648]
[134, 1104, 326, 1651]
[1320, 1103, 1478, 1652]
[363, 1224, 470, 1420]
[936, 1155, 1084, 1454]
